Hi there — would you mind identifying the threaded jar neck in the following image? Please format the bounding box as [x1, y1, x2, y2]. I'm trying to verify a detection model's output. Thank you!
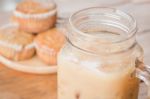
[67, 7, 137, 54]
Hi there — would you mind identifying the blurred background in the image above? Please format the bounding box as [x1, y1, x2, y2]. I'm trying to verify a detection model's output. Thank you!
[0, 0, 150, 32]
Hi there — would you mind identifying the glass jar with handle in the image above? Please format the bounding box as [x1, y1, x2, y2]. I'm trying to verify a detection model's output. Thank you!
[58, 7, 150, 99]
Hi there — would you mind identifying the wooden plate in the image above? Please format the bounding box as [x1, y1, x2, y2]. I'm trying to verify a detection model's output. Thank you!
[0, 55, 57, 74]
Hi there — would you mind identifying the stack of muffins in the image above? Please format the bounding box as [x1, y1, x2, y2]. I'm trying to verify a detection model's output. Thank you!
[0, 0, 65, 65]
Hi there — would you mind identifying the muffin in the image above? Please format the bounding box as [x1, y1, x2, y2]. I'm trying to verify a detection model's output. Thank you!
[0, 24, 35, 61]
[12, 0, 57, 33]
[34, 28, 66, 65]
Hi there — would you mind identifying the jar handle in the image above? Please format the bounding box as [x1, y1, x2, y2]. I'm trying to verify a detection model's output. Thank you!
[136, 60, 150, 98]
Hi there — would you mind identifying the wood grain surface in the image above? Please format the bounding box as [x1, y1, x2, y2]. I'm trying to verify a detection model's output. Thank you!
[0, 63, 57, 99]
[0, 63, 148, 99]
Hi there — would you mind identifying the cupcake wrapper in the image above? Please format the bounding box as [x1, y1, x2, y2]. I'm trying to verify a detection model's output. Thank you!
[0, 44, 35, 61]
[34, 43, 56, 56]
[0, 40, 35, 52]
[0, 40, 22, 51]
[13, 8, 57, 19]
[14, 15, 56, 33]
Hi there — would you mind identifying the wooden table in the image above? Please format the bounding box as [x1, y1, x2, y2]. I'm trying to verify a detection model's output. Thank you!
[0, 63, 148, 99]
[0, 63, 57, 99]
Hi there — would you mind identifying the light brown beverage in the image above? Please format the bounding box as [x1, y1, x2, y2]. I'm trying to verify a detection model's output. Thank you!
[58, 47, 140, 99]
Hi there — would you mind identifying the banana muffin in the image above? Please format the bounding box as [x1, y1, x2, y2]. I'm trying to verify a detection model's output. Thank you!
[34, 28, 65, 65]
[0, 24, 35, 61]
[12, 0, 57, 33]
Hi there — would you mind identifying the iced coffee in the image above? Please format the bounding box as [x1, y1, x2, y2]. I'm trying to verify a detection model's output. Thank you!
[58, 42, 141, 99]
[58, 7, 148, 99]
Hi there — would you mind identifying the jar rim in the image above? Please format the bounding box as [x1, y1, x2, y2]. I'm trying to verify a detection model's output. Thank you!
[69, 7, 137, 44]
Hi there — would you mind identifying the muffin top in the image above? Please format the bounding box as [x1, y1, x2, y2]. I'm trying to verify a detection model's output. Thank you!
[16, 1, 55, 14]
[35, 28, 66, 52]
[0, 26, 34, 47]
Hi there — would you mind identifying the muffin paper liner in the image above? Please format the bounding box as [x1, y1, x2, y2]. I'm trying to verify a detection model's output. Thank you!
[34, 43, 56, 56]
[0, 40, 34, 51]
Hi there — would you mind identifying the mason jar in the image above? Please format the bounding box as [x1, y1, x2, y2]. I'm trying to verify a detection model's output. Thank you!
[58, 7, 150, 99]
